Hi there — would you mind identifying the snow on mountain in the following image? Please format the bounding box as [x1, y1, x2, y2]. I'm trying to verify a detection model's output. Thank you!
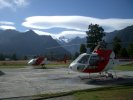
[55, 32, 87, 44]
[34, 30, 87, 43]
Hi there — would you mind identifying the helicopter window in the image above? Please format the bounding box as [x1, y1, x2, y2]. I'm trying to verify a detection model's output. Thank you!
[77, 65, 86, 71]
[87, 65, 97, 69]
[89, 55, 100, 66]
[78, 55, 90, 64]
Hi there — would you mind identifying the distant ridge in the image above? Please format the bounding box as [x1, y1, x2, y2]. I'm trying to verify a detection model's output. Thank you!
[105, 25, 133, 43]
[0, 29, 70, 57]
[58, 25, 133, 54]
[0, 25, 132, 56]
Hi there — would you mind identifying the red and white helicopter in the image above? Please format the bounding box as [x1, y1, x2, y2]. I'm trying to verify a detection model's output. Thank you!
[28, 42, 132, 78]
[28, 56, 48, 68]
[69, 43, 132, 78]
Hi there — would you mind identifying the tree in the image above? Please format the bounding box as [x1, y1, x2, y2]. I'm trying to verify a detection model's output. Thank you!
[80, 44, 87, 54]
[113, 37, 121, 57]
[11, 53, 17, 60]
[73, 52, 79, 60]
[127, 43, 133, 58]
[119, 48, 129, 58]
[86, 24, 105, 51]
[0, 53, 5, 61]
[23, 56, 28, 60]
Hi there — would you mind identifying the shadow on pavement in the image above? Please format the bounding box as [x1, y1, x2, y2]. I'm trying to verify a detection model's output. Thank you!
[85, 77, 133, 85]
[0, 70, 5, 76]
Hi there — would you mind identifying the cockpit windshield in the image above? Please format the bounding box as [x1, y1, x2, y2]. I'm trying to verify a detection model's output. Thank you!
[72, 53, 101, 66]
[73, 53, 90, 64]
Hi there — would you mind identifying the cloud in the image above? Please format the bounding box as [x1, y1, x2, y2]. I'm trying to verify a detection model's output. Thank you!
[0, 0, 29, 10]
[55, 31, 86, 39]
[0, 25, 16, 30]
[23, 16, 133, 40]
[0, 21, 14, 25]
[22, 16, 133, 32]
[33, 30, 86, 40]
[22, 16, 89, 31]
[13, 0, 29, 7]
[0, 21, 16, 30]
[33, 30, 52, 36]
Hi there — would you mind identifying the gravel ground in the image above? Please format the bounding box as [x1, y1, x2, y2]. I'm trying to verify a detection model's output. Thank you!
[0, 67, 133, 99]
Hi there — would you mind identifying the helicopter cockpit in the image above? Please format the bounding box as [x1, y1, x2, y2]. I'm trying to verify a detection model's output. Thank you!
[75, 53, 100, 66]
[69, 53, 101, 72]
[78, 55, 90, 64]
[89, 54, 100, 66]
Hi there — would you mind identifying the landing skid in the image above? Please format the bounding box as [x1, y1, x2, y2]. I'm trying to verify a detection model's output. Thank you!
[32, 65, 46, 69]
[79, 72, 117, 80]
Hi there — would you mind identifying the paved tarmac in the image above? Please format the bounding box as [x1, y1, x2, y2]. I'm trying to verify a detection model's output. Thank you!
[0, 67, 133, 99]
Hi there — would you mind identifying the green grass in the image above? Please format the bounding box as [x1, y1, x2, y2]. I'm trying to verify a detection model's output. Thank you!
[74, 85, 133, 100]
[46, 63, 69, 68]
[0, 60, 132, 71]
[0, 60, 70, 68]
[74, 87, 133, 100]
[0, 65, 26, 68]
[0, 60, 27, 68]
[113, 63, 133, 71]
[30, 84, 133, 100]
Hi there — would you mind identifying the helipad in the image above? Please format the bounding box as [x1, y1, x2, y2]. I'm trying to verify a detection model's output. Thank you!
[0, 67, 133, 99]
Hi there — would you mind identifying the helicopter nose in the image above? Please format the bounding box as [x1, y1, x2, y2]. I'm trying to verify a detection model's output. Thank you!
[28, 59, 36, 65]
[69, 63, 77, 71]
[69, 65, 72, 70]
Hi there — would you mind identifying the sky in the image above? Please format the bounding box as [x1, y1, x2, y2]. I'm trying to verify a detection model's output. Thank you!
[0, 0, 133, 39]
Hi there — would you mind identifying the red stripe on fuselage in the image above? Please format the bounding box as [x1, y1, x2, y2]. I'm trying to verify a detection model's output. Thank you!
[35, 57, 44, 65]
[83, 50, 112, 73]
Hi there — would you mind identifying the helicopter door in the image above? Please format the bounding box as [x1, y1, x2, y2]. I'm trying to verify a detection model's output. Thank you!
[88, 54, 100, 68]
[76, 54, 90, 72]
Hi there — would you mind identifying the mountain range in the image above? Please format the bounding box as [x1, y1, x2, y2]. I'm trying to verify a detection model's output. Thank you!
[57, 37, 86, 54]
[0, 29, 70, 57]
[58, 25, 133, 54]
[105, 25, 133, 43]
[0, 25, 133, 57]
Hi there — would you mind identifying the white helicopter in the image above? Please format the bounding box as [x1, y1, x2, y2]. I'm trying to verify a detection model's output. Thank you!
[28, 56, 48, 68]
[69, 42, 132, 78]
[28, 42, 132, 78]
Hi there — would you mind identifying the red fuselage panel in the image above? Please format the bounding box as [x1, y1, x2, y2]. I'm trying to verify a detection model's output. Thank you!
[83, 50, 112, 73]
[35, 57, 44, 65]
